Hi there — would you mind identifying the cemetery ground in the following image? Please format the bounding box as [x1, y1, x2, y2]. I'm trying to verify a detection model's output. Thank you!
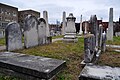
[0, 37, 119, 80]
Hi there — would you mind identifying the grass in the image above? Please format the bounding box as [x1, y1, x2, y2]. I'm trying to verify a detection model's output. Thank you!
[14, 38, 84, 80]
[106, 36, 120, 45]
[0, 36, 120, 80]
[0, 38, 5, 46]
[52, 35, 63, 39]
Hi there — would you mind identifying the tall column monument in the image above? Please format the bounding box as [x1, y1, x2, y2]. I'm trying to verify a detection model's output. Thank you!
[107, 8, 113, 41]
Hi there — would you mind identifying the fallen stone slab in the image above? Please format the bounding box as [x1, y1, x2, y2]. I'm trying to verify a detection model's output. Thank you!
[106, 45, 120, 49]
[79, 65, 120, 80]
[114, 49, 120, 52]
[0, 52, 66, 80]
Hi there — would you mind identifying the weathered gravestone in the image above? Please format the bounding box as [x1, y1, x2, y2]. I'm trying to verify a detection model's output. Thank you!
[38, 18, 46, 45]
[43, 11, 52, 44]
[0, 52, 66, 80]
[89, 15, 99, 49]
[5, 22, 23, 51]
[83, 34, 96, 63]
[24, 15, 39, 48]
[82, 15, 107, 64]
[63, 13, 78, 42]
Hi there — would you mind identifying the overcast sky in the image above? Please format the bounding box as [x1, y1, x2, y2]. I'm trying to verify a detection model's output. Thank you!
[1, 0, 120, 23]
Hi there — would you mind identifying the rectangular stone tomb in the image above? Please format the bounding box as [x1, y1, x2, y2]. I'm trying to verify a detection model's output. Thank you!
[0, 52, 66, 80]
[79, 65, 120, 80]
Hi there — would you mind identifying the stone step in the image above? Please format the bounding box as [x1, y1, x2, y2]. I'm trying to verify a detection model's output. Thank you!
[0, 52, 66, 80]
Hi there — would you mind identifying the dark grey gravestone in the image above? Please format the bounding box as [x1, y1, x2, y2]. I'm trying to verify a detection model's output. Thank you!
[24, 15, 38, 48]
[79, 65, 120, 80]
[5, 22, 23, 51]
[102, 31, 107, 52]
[0, 52, 66, 80]
[98, 24, 103, 50]
[84, 34, 95, 63]
[38, 18, 47, 45]
[89, 15, 99, 49]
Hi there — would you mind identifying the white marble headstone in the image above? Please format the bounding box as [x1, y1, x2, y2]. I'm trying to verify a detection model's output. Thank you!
[24, 15, 38, 48]
[6, 22, 23, 51]
[38, 18, 46, 45]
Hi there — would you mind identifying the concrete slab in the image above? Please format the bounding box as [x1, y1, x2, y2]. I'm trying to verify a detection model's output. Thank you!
[79, 65, 120, 80]
[0, 52, 66, 80]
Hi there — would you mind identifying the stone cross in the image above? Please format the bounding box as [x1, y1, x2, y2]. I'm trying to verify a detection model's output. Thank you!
[62, 11, 66, 35]
[107, 8, 113, 41]
[5, 22, 23, 51]
[79, 15, 83, 35]
[38, 18, 46, 45]
[24, 15, 39, 48]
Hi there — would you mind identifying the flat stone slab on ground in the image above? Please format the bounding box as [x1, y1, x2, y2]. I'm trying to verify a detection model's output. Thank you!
[79, 65, 120, 80]
[106, 45, 120, 49]
[0, 52, 66, 80]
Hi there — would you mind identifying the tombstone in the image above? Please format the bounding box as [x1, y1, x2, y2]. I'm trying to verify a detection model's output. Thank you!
[0, 52, 66, 80]
[89, 15, 99, 49]
[24, 15, 38, 48]
[5, 22, 23, 51]
[107, 8, 113, 41]
[43, 11, 52, 44]
[98, 24, 103, 50]
[62, 11, 66, 35]
[63, 13, 78, 42]
[102, 31, 107, 52]
[38, 18, 46, 45]
[79, 15, 83, 35]
[84, 21, 88, 34]
[84, 34, 95, 63]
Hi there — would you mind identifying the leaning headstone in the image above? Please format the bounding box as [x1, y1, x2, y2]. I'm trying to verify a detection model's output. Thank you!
[38, 18, 46, 45]
[43, 11, 52, 44]
[63, 13, 78, 42]
[89, 15, 99, 49]
[5, 22, 23, 51]
[98, 24, 103, 50]
[62, 11, 66, 35]
[84, 34, 95, 63]
[24, 15, 38, 48]
[107, 8, 113, 41]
